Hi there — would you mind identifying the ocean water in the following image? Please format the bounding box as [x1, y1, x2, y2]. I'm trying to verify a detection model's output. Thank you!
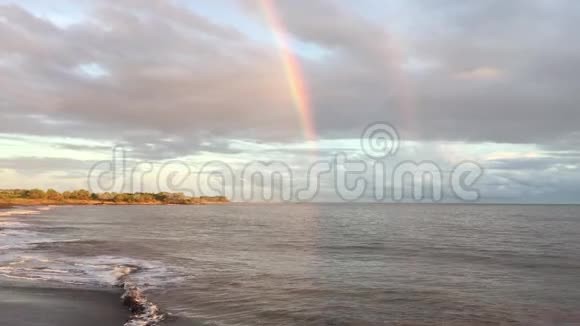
[1, 204, 580, 325]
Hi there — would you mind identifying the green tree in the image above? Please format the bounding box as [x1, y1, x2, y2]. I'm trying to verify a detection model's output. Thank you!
[129, 194, 143, 203]
[155, 192, 169, 202]
[125, 194, 136, 203]
[113, 193, 128, 203]
[46, 189, 63, 201]
[71, 190, 91, 200]
[98, 192, 114, 201]
[165, 192, 186, 204]
[62, 191, 72, 200]
[26, 189, 46, 199]
[140, 193, 154, 202]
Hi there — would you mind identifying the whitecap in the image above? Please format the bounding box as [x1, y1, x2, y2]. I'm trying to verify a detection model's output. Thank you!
[0, 209, 42, 217]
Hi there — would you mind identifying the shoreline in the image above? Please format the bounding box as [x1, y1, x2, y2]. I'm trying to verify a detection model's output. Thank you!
[0, 195, 210, 326]
[0, 199, 228, 207]
[0, 281, 199, 326]
[0, 282, 128, 326]
[0, 189, 229, 207]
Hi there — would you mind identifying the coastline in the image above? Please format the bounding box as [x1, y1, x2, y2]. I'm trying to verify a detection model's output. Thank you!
[0, 207, 127, 326]
[0, 189, 229, 207]
[0, 198, 228, 207]
[0, 281, 200, 326]
[0, 204, 202, 326]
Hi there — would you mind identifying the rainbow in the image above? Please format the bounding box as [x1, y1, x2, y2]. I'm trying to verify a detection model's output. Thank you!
[260, 0, 317, 142]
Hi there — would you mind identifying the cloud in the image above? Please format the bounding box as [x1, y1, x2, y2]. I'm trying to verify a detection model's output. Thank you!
[454, 67, 503, 81]
[0, 1, 305, 151]
[0, 157, 97, 172]
[0, 0, 579, 150]
[485, 157, 579, 172]
[0, 0, 578, 202]
[241, 0, 580, 146]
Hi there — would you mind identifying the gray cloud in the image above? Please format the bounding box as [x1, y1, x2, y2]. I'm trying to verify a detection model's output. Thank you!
[249, 0, 580, 145]
[0, 0, 578, 161]
[0, 1, 305, 156]
[0, 157, 98, 173]
[486, 157, 579, 171]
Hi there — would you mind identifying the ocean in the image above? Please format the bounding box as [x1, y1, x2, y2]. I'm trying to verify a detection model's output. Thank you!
[1, 204, 579, 325]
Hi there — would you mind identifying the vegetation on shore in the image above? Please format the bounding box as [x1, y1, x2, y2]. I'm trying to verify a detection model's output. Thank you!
[0, 189, 228, 206]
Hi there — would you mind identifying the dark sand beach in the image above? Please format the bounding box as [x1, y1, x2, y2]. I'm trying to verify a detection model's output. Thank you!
[0, 282, 196, 326]
[0, 282, 127, 326]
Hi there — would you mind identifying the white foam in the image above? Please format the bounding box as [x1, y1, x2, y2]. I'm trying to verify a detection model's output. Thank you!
[0, 210, 74, 250]
[0, 208, 181, 326]
[72, 255, 181, 288]
[122, 284, 166, 326]
[0, 220, 30, 228]
[0, 251, 181, 288]
[0, 229, 53, 250]
[0, 205, 59, 217]
[36, 206, 57, 211]
[0, 209, 42, 217]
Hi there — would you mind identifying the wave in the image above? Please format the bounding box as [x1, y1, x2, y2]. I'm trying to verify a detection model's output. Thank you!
[0, 205, 57, 217]
[0, 220, 30, 228]
[1, 258, 174, 326]
[0, 228, 56, 250]
[0, 209, 42, 217]
[0, 210, 175, 326]
[0, 256, 170, 326]
[116, 265, 166, 326]
[36, 205, 57, 211]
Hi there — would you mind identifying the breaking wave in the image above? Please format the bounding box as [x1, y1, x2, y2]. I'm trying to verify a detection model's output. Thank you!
[112, 265, 167, 326]
[0, 206, 175, 326]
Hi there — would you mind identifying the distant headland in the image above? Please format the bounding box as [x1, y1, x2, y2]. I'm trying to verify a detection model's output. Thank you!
[0, 189, 228, 207]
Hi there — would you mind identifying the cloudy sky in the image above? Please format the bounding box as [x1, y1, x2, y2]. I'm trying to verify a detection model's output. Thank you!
[0, 0, 578, 203]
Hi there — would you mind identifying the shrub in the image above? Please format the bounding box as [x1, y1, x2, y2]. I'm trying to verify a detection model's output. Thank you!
[25, 189, 46, 199]
[46, 189, 63, 201]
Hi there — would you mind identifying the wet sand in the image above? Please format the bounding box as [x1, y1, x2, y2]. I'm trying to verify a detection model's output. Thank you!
[0, 282, 200, 326]
[0, 283, 128, 326]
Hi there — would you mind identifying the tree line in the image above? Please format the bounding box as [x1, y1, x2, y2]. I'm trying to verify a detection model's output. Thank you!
[0, 189, 228, 204]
